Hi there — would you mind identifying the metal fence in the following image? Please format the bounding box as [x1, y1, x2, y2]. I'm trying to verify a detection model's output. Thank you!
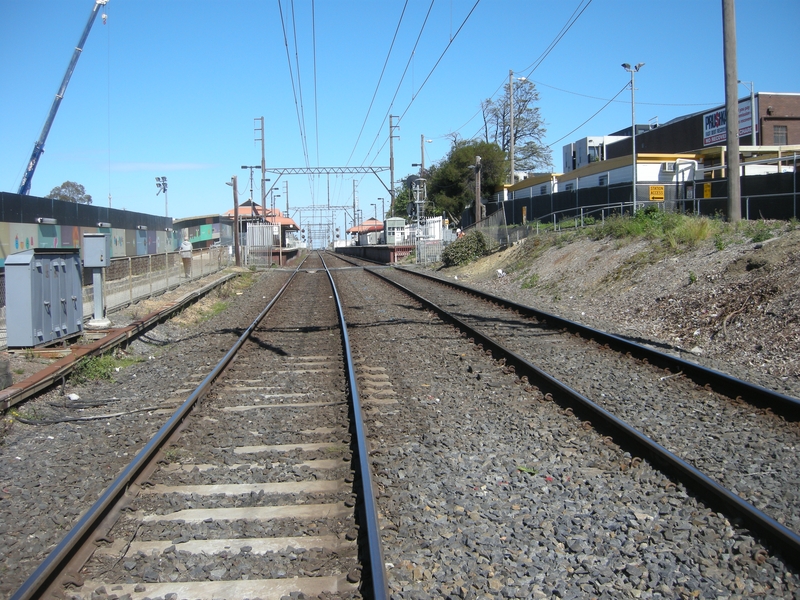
[461, 205, 511, 251]
[0, 245, 233, 349]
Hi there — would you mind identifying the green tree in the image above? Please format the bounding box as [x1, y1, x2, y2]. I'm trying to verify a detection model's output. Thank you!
[427, 139, 506, 220]
[45, 181, 93, 204]
[481, 79, 551, 175]
[392, 179, 413, 219]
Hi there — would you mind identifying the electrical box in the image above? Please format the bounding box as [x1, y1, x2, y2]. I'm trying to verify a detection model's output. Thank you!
[83, 233, 111, 268]
[5, 248, 83, 347]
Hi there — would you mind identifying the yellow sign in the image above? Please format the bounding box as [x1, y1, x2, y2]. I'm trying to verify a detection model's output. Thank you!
[649, 185, 665, 201]
[703, 182, 712, 198]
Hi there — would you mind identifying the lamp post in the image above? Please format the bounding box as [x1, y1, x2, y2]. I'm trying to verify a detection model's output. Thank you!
[155, 176, 168, 217]
[622, 63, 644, 212]
[378, 197, 385, 221]
[738, 80, 756, 145]
[370, 203, 376, 220]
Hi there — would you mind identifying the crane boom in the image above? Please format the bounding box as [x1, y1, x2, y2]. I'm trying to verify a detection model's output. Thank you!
[18, 0, 109, 196]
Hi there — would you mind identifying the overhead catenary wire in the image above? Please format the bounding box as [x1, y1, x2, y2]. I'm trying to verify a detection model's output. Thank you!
[278, 0, 311, 173]
[546, 82, 630, 149]
[530, 78, 718, 107]
[520, 0, 594, 78]
[344, 0, 410, 168]
[359, 0, 481, 171]
[356, 0, 437, 171]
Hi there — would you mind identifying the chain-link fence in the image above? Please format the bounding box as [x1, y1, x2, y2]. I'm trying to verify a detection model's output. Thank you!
[0, 246, 232, 349]
[463, 207, 510, 252]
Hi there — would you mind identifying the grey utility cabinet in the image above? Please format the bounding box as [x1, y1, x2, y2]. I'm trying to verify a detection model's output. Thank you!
[6, 248, 83, 347]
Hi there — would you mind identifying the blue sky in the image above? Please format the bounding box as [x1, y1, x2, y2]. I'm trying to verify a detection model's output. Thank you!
[1, 0, 798, 241]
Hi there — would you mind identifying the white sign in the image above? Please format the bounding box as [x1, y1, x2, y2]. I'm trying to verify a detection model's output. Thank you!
[703, 99, 753, 146]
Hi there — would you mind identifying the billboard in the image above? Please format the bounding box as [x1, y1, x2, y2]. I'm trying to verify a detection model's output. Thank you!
[703, 99, 754, 146]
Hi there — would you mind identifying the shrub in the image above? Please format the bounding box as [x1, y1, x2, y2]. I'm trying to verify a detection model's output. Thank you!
[442, 230, 490, 267]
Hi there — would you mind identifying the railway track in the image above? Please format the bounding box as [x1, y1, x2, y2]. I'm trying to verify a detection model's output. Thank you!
[365, 262, 800, 551]
[327, 255, 800, 595]
[7, 252, 800, 597]
[11, 253, 386, 600]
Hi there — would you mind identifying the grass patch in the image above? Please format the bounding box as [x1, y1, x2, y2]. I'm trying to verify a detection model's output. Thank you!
[72, 352, 143, 384]
[744, 220, 774, 243]
[197, 301, 229, 322]
[521, 273, 540, 289]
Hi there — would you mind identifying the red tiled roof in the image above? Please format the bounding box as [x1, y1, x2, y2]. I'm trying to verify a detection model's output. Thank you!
[224, 205, 299, 231]
[347, 218, 384, 234]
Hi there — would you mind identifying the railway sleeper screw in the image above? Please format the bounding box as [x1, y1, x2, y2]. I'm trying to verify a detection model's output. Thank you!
[93, 534, 114, 546]
[346, 567, 362, 584]
[753, 548, 769, 564]
[345, 528, 359, 541]
[61, 570, 84, 588]
[581, 421, 592, 430]
[630, 457, 643, 468]
[544, 393, 554, 402]
[563, 407, 573, 417]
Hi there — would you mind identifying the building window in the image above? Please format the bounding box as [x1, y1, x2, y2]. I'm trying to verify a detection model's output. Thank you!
[774, 125, 788, 145]
[540, 185, 547, 195]
[564, 183, 574, 192]
[598, 175, 607, 186]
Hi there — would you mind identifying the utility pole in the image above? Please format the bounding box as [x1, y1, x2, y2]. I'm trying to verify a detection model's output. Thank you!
[389, 115, 399, 216]
[509, 70, 515, 187]
[722, 0, 741, 223]
[256, 117, 267, 213]
[474, 156, 482, 225]
[353, 180, 358, 231]
[420, 134, 425, 178]
[231, 176, 240, 267]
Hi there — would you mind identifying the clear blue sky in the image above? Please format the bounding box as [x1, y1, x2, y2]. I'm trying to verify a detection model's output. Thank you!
[1, 0, 798, 241]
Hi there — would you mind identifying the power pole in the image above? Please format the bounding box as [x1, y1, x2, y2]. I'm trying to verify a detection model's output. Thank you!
[256, 117, 266, 213]
[722, 0, 741, 223]
[389, 115, 399, 216]
[353, 180, 358, 231]
[509, 69, 515, 187]
[420, 134, 425, 178]
[231, 176, 241, 267]
[474, 156, 482, 225]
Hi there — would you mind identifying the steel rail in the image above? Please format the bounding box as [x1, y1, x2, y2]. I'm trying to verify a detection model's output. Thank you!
[393, 266, 800, 420]
[12, 259, 308, 600]
[365, 267, 800, 570]
[321, 253, 390, 599]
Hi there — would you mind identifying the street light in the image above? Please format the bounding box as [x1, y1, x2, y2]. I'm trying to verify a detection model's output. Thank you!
[378, 197, 385, 221]
[622, 62, 644, 212]
[155, 176, 168, 217]
[370, 203, 376, 219]
[738, 80, 756, 145]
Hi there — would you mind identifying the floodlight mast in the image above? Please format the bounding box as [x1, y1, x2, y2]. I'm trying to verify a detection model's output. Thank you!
[18, 0, 109, 196]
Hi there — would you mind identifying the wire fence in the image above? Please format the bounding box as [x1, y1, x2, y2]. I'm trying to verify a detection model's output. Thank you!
[0, 246, 233, 349]
[460, 204, 511, 253]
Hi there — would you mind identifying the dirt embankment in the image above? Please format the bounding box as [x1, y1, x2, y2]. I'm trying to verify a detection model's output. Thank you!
[434, 225, 800, 398]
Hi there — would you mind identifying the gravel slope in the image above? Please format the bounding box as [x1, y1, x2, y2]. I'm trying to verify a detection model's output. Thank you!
[430, 224, 800, 399]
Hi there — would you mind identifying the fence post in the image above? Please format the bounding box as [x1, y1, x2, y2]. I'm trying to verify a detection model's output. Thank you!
[794, 153, 797, 219]
[128, 257, 133, 305]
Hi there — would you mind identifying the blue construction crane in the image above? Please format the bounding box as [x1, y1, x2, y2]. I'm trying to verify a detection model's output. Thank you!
[18, 0, 109, 196]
